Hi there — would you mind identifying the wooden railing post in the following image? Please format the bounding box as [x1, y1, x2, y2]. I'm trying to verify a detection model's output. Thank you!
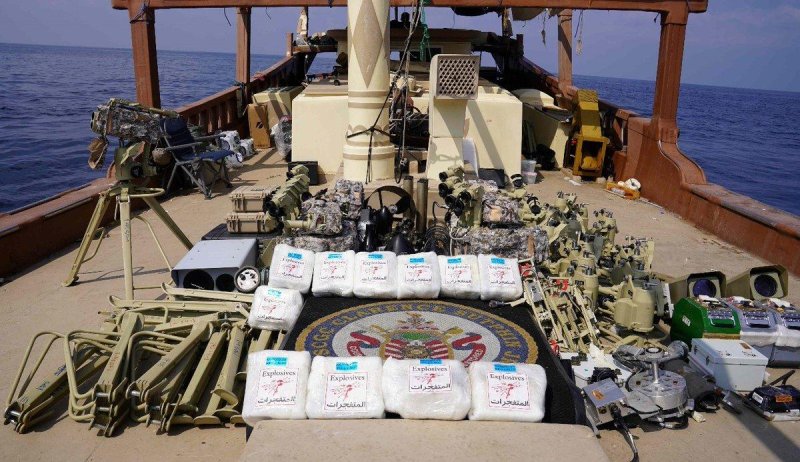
[652, 10, 688, 143]
[236, 7, 252, 86]
[128, 0, 160, 108]
[557, 9, 573, 95]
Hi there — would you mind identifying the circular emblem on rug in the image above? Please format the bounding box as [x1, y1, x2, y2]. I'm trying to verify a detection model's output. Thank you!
[296, 300, 538, 366]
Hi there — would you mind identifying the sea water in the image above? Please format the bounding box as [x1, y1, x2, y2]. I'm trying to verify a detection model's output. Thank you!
[1, 43, 798, 217]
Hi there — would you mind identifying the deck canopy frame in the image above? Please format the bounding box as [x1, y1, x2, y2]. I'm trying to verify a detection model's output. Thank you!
[115, 0, 706, 140]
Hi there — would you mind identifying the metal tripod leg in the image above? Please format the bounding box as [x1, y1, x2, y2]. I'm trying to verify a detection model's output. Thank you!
[141, 196, 192, 250]
[62, 188, 115, 287]
[120, 189, 134, 301]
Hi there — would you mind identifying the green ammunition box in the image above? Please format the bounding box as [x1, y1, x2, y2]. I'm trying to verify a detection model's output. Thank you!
[670, 297, 741, 346]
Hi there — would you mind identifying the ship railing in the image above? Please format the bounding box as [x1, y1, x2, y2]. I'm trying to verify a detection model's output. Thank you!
[176, 54, 307, 135]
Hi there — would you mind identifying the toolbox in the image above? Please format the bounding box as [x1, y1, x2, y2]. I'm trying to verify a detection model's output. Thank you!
[226, 212, 272, 234]
[726, 297, 778, 362]
[671, 296, 741, 346]
[229, 186, 274, 213]
[688, 338, 767, 392]
[763, 299, 800, 367]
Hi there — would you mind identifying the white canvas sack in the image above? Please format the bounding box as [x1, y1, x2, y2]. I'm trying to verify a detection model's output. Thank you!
[268, 244, 315, 293]
[468, 361, 547, 422]
[242, 350, 311, 424]
[305, 356, 385, 419]
[397, 252, 441, 299]
[382, 358, 470, 420]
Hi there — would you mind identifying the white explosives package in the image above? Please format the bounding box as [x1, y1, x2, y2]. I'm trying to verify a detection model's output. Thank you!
[242, 350, 311, 425]
[268, 244, 315, 293]
[312, 251, 356, 297]
[382, 358, 471, 420]
[468, 362, 547, 422]
[438, 255, 481, 299]
[478, 254, 523, 301]
[305, 356, 385, 419]
[397, 252, 441, 299]
[248, 286, 304, 331]
[353, 251, 398, 299]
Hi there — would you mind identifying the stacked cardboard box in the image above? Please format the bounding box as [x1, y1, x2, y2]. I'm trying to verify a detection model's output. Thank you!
[247, 86, 304, 148]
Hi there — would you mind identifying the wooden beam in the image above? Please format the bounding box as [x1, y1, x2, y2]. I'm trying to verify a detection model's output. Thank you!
[651, 13, 686, 141]
[557, 9, 573, 91]
[113, 0, 707, 18]
[236, 7, 252, 85]
[128, 0, 161, 108]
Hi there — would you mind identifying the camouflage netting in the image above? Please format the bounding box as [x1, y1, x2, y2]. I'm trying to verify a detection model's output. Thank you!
[277, 220, 357, 253]
[465, 226, 549, 261]
[91, 99, 170, 144]
[326, 179, 364, 220]
[481, 192, 522, 227]
[297, 199, 344, 236]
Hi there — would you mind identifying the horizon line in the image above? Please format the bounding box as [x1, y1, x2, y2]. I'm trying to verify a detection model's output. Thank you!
[1, 40, 798, 95]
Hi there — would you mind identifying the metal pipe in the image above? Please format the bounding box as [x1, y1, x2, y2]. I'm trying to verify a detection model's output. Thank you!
[402, 175, 414, 220]
[415, 178, 428, 234]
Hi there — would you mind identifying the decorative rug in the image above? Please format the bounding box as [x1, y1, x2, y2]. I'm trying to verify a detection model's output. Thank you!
[287, 299, 538, 366]
[284, 297, 582, 424]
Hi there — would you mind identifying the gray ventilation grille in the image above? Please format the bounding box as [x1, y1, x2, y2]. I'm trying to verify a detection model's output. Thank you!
[432, 55, 480, 100]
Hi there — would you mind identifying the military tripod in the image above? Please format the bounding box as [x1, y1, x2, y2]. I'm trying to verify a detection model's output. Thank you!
[62, 181, 192, 300]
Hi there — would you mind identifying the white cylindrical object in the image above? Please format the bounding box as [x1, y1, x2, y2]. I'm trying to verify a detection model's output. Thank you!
[342, 0, 394, 181]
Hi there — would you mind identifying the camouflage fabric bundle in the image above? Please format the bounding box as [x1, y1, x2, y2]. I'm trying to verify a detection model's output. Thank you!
[90, 99, 171, 144]
[328, 179, 364, 220]
[466, 226, 547, 260]
[327, 220, 358, 252]
[466, 179, 499, 193]
[298, 199, 344, 236]
[276, 235, 329, 253]
[481, 191, 522, 226]
[277, 221, 357, 252]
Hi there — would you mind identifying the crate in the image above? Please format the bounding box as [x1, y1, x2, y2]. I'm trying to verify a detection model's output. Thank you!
[229, 186, 274, 213]
[226, 212, 271, 234]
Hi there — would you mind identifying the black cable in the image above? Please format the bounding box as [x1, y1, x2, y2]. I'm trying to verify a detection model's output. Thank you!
[610, 404, 639, 462]
[359, 0, 424, 184]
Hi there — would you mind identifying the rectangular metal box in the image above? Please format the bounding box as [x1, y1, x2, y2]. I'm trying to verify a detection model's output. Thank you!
[688, 338, 767, 392]
[671, 297, 741, 346]
[765, 300, 800, 367]
[171, 239, 257, 292]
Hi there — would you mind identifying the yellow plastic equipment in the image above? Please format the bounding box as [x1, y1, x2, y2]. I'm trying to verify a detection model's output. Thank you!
[569, 90, 609, 177]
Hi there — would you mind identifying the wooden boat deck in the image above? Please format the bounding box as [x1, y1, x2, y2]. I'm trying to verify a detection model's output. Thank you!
[1, 149, 798, 461]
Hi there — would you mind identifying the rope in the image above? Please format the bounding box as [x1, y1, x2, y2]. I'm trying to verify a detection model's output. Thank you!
[574, 11, 585, 55]
[358, 0, 425, 184]
[129, 0, 150, 24]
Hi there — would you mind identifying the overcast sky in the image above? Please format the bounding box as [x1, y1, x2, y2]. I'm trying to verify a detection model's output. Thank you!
[1, 1, 798, 92]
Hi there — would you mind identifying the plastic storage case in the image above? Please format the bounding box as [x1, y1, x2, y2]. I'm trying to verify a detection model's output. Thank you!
[226, 212, 269, 233]
[688, 338, 767, 392]
[230, 185, 273, 212]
